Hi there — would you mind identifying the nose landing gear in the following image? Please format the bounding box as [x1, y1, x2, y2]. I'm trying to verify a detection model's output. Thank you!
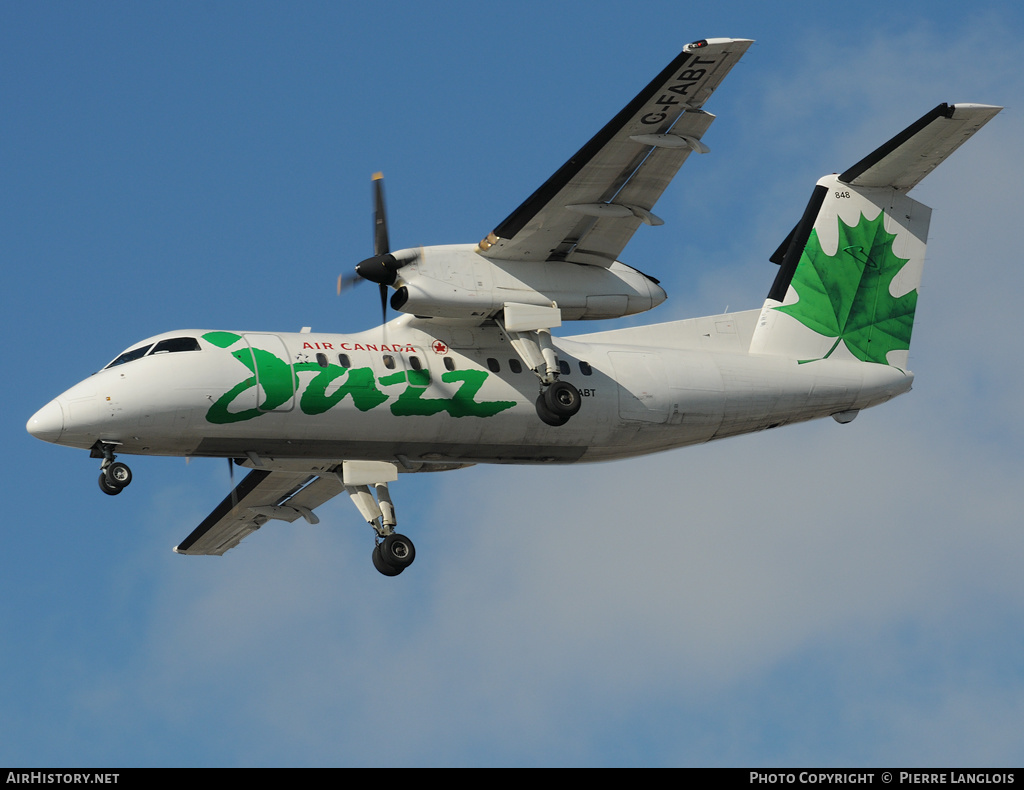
[92, 442, 132, 496]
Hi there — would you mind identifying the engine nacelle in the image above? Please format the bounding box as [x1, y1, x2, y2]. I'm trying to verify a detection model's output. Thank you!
[388, 244, 666, 321]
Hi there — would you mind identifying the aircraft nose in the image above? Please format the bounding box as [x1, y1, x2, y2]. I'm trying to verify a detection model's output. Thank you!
[27, 399, 65, 443]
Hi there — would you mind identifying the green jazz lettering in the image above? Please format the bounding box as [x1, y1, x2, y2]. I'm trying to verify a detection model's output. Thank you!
[203, 332, 516, 424]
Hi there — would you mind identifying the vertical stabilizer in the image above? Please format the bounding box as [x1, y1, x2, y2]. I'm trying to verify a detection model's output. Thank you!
[749, 103, 1000, 368]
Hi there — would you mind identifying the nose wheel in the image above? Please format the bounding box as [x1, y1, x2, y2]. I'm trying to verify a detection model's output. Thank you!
[98, 462, 133, 495]
[93, 442, 132, 496]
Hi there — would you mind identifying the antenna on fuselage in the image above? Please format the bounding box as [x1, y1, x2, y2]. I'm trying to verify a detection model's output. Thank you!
[228, 458, 237, 511]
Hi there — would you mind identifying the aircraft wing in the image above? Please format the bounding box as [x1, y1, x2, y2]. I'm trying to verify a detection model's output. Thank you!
[174, 467, 345, 555]
[477, 37, 753, 267]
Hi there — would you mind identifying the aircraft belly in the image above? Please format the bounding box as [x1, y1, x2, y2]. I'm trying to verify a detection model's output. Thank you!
[192, 435, 588, 464]
[579, 349, 910, 461]
[706, 354, 907, 438]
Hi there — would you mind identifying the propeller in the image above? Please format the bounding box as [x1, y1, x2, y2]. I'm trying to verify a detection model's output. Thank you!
[338, 173, 417, 330]
[362, 172, 394, 328]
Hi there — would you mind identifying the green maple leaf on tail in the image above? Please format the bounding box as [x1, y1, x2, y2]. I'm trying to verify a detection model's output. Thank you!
[776, 211, 917, 365]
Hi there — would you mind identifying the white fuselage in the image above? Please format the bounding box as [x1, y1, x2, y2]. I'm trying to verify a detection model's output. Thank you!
[28, 310, 912, 468]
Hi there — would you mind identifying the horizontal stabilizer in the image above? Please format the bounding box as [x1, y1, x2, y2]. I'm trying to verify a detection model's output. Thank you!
[839, 103, 1002, 191]
[751, 102, 999, 368]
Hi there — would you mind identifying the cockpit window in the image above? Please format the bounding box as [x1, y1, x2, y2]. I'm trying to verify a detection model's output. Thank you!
[103, 337, 201, 369]
[105, 344, 153, 369]
[150, 337, 201, 354]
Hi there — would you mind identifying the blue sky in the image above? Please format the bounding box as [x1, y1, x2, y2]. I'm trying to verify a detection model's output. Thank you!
[4, 0, 1023, 767]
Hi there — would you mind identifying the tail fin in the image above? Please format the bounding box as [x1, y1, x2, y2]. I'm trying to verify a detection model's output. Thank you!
[749, 103, 1000, 368]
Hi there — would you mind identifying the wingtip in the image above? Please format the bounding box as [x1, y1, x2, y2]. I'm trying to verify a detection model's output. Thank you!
[686, 37, 755, 51]
[949, 103, 1003, 117]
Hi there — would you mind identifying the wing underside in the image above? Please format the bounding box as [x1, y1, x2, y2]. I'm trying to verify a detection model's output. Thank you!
[174, 468, 345, 555]
[478, 37, 753, 267]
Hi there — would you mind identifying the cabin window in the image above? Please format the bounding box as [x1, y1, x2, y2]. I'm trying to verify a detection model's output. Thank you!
[558, 360, 570, 375]
[579, 361, 593, 376]
[104, 344, 153, 369]
[383, 355, 396, 370]
[409, 356, 422, 371]
[443, 357, 456, 371]
[486, 357, 501, 373]
[338, 354, 350, 368]
[150, 337, 201, 354]
[509, 359, 523, 374]
[316, 353, 329, 368]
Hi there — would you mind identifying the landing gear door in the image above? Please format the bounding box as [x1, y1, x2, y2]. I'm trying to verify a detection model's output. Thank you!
[244, 333, 296, 413]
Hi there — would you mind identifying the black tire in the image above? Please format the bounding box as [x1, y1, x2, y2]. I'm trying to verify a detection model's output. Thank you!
[105, 461, 132, 489]
[372, 544, 403, 576]
[543, 380, 581, 417]
[535, 395, 569, 426]
[381, 533, 416, 569]
[99, 472, 122, 496]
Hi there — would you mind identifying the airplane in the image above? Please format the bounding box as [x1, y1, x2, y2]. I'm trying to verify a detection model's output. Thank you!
[26, 38, 1001, 576]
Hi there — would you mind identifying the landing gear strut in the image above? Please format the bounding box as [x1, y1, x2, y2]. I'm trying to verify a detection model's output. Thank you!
[343, 474, 416, 577]
[497, 305, 582, 427]
[92, 442, 132, 496]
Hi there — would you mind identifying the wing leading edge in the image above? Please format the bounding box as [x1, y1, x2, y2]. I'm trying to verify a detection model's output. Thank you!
[477, 37, 753, 267]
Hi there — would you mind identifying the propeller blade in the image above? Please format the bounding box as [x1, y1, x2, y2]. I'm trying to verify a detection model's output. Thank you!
[373, 172, 389, 257]
[337, 270, 362, 295]
[343, 172, 416, 333]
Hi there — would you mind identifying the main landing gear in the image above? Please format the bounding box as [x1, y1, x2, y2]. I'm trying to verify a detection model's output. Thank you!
[536, 379, 582, 426]
[344, 477, 416, 577]
[372, 533, 417, 577]
[92, 442, 132, 496]
[497, 304, 582, 427]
